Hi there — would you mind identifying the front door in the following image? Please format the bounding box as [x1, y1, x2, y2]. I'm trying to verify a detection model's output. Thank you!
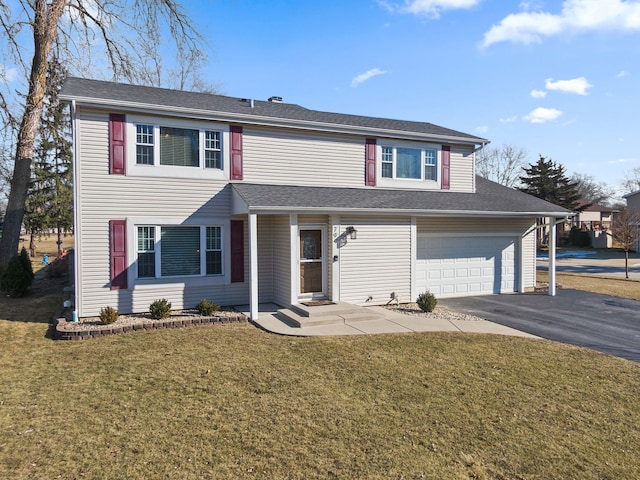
[299, 228, 325, 296]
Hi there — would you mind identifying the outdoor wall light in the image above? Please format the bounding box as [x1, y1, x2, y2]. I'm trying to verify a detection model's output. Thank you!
[346, 226, 357, 240]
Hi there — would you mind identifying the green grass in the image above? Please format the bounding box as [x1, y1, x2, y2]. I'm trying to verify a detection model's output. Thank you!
[2, 321, 640, 478]
[538, 270, 640, 300]
[1, 255, 640, 479]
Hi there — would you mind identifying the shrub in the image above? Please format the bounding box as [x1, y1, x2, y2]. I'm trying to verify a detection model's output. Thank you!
[149, 298, 172, 320]
[416, 290, 438, 313]
[19, 247, 34, 280]
[196, 299, 219, 316]
[99, 306, 119, 325]
[45, 255, 69, 279]
[0, 252, 33, 298]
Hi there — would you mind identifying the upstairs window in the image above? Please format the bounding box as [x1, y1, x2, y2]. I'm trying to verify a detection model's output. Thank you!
[136, 125, 154, 165]
[380, 145, 439, 182]
[134, 124, 223, 170]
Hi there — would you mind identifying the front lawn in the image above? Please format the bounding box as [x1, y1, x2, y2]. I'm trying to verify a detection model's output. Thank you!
[1, 317, 639, 478]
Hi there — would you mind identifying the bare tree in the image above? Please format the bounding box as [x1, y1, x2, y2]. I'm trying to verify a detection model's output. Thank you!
[476, 144, 528, 188]
[0, 0, 205, 268]
[612, 207, 640, 278]
[570, 173, 615, 205]
[621, 166, 640, 195]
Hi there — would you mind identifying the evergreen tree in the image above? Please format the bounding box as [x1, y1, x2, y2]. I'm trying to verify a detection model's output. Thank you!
[519, 156, 582, 211]
[24, 57, 73, 257]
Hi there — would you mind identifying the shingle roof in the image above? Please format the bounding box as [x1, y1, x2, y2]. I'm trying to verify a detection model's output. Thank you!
[232, 176, 570, 217]
[60, 77, 486, 143]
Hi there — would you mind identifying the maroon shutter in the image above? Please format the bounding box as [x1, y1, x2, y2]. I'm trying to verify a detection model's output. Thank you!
[109, 114, 126, 175]
[109, 220, 127, 290]
[230, 126, 243, 180]
[441, 145, 450, 190]
[365, 138, 376, 186]
[230, 220, 245, 283]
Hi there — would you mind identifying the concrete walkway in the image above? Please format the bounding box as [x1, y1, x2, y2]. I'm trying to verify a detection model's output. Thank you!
[238, 304, 538, 338]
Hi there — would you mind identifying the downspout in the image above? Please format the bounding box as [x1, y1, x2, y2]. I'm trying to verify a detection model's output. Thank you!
[473, 141, 488, 192]
[70, 100, 80, 321]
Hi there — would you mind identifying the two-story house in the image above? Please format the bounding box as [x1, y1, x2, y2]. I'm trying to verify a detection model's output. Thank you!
[60, 78, 569, 320]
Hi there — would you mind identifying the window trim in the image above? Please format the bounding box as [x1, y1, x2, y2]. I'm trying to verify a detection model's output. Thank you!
[133, 223, 226, 281]
[126, 115, 230, 180]
[377, 142, 442, 190]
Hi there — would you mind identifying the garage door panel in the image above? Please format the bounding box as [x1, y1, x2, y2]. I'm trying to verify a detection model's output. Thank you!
[416, 235, 517, 298]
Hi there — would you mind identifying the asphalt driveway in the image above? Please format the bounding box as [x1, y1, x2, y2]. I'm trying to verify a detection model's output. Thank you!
[440, 290, 640, 362]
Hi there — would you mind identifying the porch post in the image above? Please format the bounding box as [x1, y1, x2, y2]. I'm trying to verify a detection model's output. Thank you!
[331, 215, 340, 302]
[518, 236, 526, 293]
[548, 217, 557, 297]
[249, 212, 259, 320]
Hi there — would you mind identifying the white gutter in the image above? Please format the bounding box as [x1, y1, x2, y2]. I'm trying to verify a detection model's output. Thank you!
[241, 205, 570, 218]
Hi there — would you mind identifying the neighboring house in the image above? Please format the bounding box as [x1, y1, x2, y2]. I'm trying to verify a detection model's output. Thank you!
[623, 190, 640, 252]
[60, 78, 569, 319]
[571, 200, 618, 248]
[573, 200, 617, 231]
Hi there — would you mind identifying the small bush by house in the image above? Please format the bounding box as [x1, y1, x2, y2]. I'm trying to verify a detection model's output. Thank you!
[149, 298, 172, 320]
[416, 290, 438, 313]
[196, 299, 219, 316]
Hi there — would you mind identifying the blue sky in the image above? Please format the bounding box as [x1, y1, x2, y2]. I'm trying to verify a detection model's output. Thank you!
[181, 0, 640, 196]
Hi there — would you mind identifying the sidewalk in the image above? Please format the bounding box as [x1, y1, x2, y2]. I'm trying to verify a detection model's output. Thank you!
[238, 304, 538, 338]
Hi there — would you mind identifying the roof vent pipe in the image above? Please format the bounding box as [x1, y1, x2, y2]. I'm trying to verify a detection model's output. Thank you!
[250, 99, 254, 108]
[268, 96, 283, 103]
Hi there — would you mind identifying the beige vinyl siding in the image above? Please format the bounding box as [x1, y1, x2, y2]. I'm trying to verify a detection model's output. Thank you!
[448, 145, 475, 193]
[339, 216, 412, 305]
[523, 227, 536, 289]
[271, 215, 292, 307]
[257, 215, 274, 303]
[75, 108, 248, 317]
[243, 127, 365, 187]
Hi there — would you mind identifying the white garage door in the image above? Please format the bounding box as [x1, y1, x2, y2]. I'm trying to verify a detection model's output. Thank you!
[416, 236, 517, 298]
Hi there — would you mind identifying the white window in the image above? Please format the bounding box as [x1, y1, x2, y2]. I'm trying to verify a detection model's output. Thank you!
[135, 125, 223, 169]
[136, 125, 154, 165]
[128, 116, 229, 179]
[380, 145, 439, 181]
[136, 225, 223, 278]
[204, 131, 222, 169]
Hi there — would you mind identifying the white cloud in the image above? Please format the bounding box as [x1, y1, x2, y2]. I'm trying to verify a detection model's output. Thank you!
[350, 68, 388, 87]
[523, 107, 563, 123]
[475, 125, 489, 133]
[545, 76, 592, 95]
[481, 0, 640, 48]
[0, 64, 18, 82]
[530, 89, 547, 98]
[499, 115, 518, 123]
[607, 157, 637, 164]
[617, 70, 630, 77]
[381, 0, 482, 18]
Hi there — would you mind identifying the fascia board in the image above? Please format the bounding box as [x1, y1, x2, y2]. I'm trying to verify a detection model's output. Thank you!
[244, 206, 571, 218]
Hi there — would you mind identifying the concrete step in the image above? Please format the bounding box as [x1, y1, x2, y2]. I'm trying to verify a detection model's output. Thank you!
[291, 301, 373, 318]
[341, 311, 386, 323]
[277, 303, 388, 328]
